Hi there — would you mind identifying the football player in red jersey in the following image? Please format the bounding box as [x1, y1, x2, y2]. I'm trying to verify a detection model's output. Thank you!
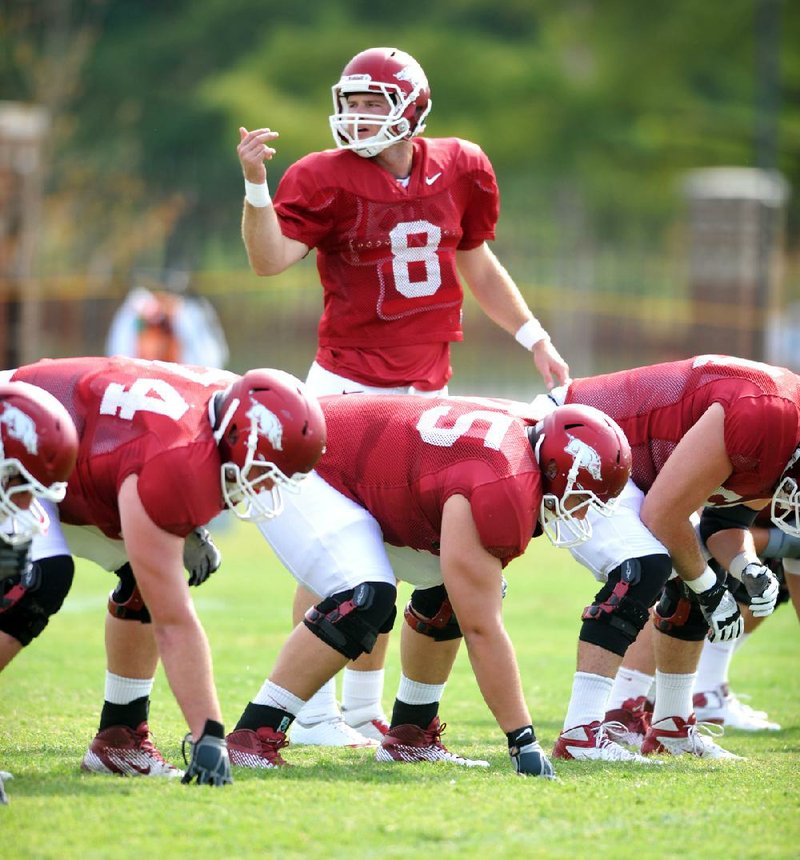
[0, 381, 78, 805]
[224, 394, 630, 778]
[0, 358, 325, 786]
[236, 46, 571, 746]
[528, 355, 796, 761]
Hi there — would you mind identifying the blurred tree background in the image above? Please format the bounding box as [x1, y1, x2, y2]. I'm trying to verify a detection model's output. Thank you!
[2, 0, 799, 391]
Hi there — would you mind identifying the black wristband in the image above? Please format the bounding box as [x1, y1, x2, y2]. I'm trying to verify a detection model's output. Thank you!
[506, 725, 536, 750]
[201, 719, 225, 740]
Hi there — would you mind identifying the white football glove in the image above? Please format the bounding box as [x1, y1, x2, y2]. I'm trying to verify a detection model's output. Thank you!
[739, 563, 780, 617]
[695, 581, 744, 642]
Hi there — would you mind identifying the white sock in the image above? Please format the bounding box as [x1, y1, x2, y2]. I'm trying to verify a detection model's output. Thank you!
[252, 679, 305, 716]
[694, 637, 735, 693]
[652, 671, 696, 723]
[294, 677, 339, 725]
[342, 668, 385, 720]
[396, 673, 445, 705]
[606, 667, 654, 710]
[104, 672, 154, 705]
[562, 672, 613, 731]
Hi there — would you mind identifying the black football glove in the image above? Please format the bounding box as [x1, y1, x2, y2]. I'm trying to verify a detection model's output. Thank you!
[507, 726, 557, 780]
[183, 527, 222, 587]
[181, 720, 233, 786]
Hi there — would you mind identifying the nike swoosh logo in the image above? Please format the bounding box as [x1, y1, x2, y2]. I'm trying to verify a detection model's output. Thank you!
[425, 172, 442, 185]
[517, 728, 533, 741]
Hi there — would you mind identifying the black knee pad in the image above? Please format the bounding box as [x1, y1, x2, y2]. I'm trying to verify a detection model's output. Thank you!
[404, 584, 463, 642]
[304, 581, 397, 660]
[0, 555, 74, 647]
[653, 577, 709, 641]
[108, 563, 152, 623]
[578, 557, 669, 657]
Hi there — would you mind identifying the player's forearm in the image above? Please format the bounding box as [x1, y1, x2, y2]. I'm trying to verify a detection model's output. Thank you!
[153, 618, 223, 739]
[462, 626, 531, 732]
[641, 511, 707, 584]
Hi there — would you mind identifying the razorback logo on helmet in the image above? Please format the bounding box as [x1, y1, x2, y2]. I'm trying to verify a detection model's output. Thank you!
[394, 63, 425, 92]
[565, 435, 603, 482]
[1, 403, 39, 455]
[247, 400, 283, 452]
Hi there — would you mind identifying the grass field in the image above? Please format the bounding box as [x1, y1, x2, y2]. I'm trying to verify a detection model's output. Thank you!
[1, 517, 798, 859]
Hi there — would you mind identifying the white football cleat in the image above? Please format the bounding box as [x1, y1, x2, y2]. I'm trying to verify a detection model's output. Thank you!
[290, 716, 377, 747]
[342, 707, 390, 743]
[693, 685, 780, 731]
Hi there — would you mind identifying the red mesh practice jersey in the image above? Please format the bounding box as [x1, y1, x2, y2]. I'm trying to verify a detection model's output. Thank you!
[13, 357, 237, 538]
[566, 355, 800, 504]
[315, 394, 540, 563]
[274, 137, 499, 388]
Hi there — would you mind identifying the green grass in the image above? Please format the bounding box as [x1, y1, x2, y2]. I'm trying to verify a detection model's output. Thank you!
[1, 519, 799, 859]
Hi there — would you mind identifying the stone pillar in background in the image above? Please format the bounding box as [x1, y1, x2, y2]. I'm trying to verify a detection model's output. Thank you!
[0, 102, 49, 367]
[684, 167, 790, 362]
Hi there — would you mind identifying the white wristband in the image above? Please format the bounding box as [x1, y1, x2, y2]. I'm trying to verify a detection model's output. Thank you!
[514, 318, 549, 351]
[728, 551, 760, 580]
[244, 179, 271, 208]
[684, 565, 719, 593]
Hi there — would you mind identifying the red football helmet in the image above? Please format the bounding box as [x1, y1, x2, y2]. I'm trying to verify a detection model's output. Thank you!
[770, 445, 800, 537]
[329, 47, 432, 158]
[213, 369, 326, 521]
[1, 380, 79, 546]
[533, 404, 632, 547]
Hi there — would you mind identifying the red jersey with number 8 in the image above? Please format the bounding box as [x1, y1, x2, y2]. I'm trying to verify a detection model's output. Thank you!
[275, 137, 499, 388]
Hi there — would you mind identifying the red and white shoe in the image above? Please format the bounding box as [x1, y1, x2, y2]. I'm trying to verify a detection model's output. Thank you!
[376, 717, 489, 767]
[552, 721, 655, 763]
[641, 714, 744, 760]
[81, 722, 182, 777]
[603, 695, 653, 746]
[226, 726, 290, 768]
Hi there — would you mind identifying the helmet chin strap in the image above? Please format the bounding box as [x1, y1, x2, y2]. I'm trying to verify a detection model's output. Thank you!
[210, 390, 238, 446]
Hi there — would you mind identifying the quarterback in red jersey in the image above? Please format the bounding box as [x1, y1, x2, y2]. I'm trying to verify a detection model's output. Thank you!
[237, 45, 572, 747]
[225, 394, 630, 778]
[529, 355, 797, 762]
[0, 357, 326, 786]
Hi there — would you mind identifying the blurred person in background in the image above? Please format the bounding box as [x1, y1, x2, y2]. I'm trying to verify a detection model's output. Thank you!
[0, 358, 325, 786]
[223, 394, 630, 778]
[106, 269, 229, 369]
[236, 45, 570, 748]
